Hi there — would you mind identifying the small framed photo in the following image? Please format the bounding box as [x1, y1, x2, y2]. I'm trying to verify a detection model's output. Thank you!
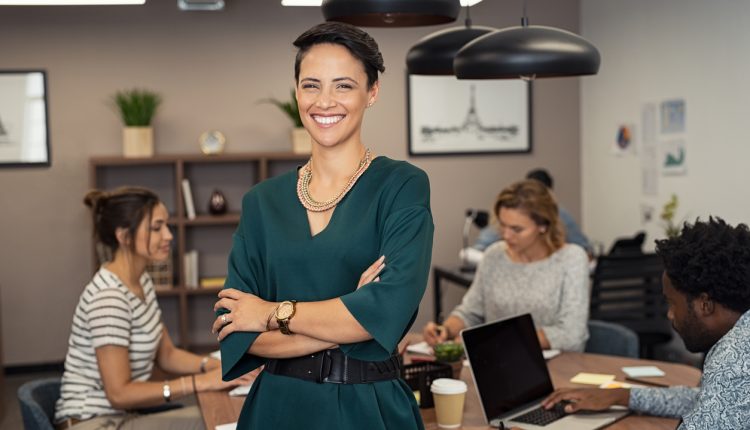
[0, 70, 51, 167]
[407, 74, 532, 156]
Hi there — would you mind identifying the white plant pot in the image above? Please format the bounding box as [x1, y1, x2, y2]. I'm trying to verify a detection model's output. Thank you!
[123, 126, 154, 158]
[291, 127, 312, 154]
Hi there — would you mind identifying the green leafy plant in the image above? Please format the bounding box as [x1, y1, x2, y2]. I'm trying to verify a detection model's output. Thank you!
[660, 194, 681, 239]
[259, 88, 303, 128]
[113, 89, 162, 126]
[433, 341, 464, 363]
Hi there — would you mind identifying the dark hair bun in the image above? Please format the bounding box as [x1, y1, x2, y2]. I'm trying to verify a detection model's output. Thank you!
[84, 189, 107, 211]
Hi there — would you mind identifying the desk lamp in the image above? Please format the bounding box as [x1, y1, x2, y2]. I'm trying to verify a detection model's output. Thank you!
[461, 209, 489, 272]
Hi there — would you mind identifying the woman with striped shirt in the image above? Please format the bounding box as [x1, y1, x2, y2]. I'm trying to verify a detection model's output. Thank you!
[54, 187, 253, 430]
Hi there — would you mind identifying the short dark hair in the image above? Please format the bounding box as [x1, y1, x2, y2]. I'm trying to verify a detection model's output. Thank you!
[526, 168, 553, 189]
[84, 187, 160, 257]
[293, 22, 385, 89]
[655, 217, 750, 313]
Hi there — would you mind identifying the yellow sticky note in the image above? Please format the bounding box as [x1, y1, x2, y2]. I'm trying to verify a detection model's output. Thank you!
[599, 381, 634, 389]
[570, 372, 616, 385]
[413, 390, 421, 405]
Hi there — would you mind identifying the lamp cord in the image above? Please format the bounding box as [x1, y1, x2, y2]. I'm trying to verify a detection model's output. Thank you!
[464, 3, 472, 28]
[521, 0, 529, 26]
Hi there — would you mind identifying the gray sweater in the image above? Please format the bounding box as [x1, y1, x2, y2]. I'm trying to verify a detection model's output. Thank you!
[451, 241, 590, 351]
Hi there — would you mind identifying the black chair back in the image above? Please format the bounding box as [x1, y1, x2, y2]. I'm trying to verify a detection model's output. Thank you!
[590, 253, 672, 358]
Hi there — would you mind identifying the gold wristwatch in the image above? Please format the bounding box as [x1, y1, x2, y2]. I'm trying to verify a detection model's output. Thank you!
[275, 300, 297, 335]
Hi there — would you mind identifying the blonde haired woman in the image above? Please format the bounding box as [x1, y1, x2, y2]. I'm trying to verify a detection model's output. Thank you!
[424, 179, 589, 351]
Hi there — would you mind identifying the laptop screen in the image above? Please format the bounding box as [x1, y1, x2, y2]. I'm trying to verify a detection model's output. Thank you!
[462, 314, 554, 421]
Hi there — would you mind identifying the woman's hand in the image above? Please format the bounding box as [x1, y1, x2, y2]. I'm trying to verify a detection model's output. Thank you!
[357, 255, 385, 289]
[194, 366, 260, 392]
[423, 322, 449, 346]
[212, 289, 277, 340]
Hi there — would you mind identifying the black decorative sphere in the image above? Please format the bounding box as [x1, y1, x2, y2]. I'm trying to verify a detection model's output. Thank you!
[208, 189, 227, 215]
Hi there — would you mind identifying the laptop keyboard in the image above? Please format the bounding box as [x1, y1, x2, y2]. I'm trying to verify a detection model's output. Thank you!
[512, 404, 567, 426]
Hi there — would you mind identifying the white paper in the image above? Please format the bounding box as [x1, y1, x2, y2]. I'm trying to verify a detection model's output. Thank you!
[640, 103, 659, 196]
[215, 423, 237, 430]
[405, 341, 433, 356]
[543, 349, 561, 360]
[229, 383, 253, 397]
[622, 366, 665, 377]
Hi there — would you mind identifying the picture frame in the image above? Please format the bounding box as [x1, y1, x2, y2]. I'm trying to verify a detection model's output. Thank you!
[407, 74, 532, 156]
[0, 70, 51, 167]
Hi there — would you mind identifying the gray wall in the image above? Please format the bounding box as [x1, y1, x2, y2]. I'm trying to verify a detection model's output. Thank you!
[0, 0, 582, 365]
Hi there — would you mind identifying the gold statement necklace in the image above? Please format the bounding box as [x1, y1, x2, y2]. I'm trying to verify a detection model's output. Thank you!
[297, 148, 372, 212]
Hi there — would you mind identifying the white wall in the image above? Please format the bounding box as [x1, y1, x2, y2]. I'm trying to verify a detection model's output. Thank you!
[581, 0, 750, 248]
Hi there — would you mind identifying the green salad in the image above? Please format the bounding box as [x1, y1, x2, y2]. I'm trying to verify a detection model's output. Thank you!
[433, 341, 464, 362]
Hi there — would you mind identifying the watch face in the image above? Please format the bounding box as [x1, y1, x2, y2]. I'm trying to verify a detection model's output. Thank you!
[199, 130, 226, 155]
[276, 302, 294, 319]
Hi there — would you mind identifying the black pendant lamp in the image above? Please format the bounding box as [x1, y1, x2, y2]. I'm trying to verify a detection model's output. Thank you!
[322, 0, 461, 27]
[406, 4, 495, 75]
[454, 1, 600, 79]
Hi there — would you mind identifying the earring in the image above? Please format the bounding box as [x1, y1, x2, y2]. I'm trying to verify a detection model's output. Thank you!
[367, 101, 374, 108]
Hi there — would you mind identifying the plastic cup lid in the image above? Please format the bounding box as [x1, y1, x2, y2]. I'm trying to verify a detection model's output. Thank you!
[430, 378, 468, 395]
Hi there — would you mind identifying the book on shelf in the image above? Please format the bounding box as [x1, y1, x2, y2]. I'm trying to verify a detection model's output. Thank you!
[147, 253, 173, 290]
[200, 277, 226, 289]
[181, 178, 196, 220]
[183, 250, 199, 289]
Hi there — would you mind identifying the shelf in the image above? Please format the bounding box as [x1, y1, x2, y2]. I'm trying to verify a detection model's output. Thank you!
[154, 288, 182, 297]
[92, 152, 298, 349]
[91, 152, 308, 166]
[184, 214, 240, 226]
[155, 286, 223, 297]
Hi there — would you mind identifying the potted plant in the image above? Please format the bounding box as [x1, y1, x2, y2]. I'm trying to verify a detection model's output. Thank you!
[260, 89, 311, 154]
[433, 341, 465, 379]
[113, 89, 161, 158]
[660, 194, 681, 239]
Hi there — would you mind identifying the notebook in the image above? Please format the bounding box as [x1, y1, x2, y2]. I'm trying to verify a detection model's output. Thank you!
[461, 314, 628, 429]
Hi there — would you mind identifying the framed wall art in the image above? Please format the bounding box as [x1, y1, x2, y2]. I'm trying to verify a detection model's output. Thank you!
[0, 70, 51, 167]
[407, 74, 531, 156]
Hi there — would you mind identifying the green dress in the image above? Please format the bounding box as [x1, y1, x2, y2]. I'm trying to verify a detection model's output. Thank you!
[220, 156, 434, 429]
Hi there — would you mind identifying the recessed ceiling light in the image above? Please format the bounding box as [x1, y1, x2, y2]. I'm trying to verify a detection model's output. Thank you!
[282, 0, 481, 6]
[0, 0, 145, 4]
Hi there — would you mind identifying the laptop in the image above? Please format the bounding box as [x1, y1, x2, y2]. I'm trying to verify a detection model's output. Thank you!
[461, 314, 628, 429]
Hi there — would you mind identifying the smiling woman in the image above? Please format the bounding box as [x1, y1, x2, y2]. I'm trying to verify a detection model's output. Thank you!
[54, 187, 254, 430]
[214, 22, 435, 430]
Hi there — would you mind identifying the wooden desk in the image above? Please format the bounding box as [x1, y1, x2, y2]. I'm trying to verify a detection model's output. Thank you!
[197, 350, 700, 430]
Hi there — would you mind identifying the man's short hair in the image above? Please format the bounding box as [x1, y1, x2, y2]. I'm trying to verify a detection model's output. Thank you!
[655, 217, 750, 313]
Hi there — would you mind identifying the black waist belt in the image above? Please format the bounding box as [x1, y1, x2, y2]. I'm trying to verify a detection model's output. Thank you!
[265, 348, 401, 384]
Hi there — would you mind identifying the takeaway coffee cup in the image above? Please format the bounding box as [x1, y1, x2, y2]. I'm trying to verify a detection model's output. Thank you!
[430, 378, 468, 429]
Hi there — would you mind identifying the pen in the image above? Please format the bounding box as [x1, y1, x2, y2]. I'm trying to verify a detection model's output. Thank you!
[436, 325, 447, 338]
[625, 376, 670, 387]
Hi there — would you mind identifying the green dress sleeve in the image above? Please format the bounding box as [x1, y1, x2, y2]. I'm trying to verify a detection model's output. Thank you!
[219, 192, 267, 381]
[340, 169, 434, 361]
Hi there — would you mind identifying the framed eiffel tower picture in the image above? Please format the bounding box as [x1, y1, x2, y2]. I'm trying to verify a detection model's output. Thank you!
[407, 74, 531, 156]
[0, 70, 51, 167]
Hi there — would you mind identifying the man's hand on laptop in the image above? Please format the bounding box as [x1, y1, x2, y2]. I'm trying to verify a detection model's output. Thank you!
[542, 388, 630, 413]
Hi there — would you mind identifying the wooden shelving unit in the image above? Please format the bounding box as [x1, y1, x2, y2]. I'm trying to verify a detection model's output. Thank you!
[89, 152, 308, 350]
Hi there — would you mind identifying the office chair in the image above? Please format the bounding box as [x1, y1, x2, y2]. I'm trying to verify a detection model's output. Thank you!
[585, 320, 639, 358]
[590, 253, 672, 359]
[607, 231, 646, 256]
[18, 377, 61, 430]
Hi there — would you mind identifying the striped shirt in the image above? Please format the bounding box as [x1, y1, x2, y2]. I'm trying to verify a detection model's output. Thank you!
[54, 267, 163, 422]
